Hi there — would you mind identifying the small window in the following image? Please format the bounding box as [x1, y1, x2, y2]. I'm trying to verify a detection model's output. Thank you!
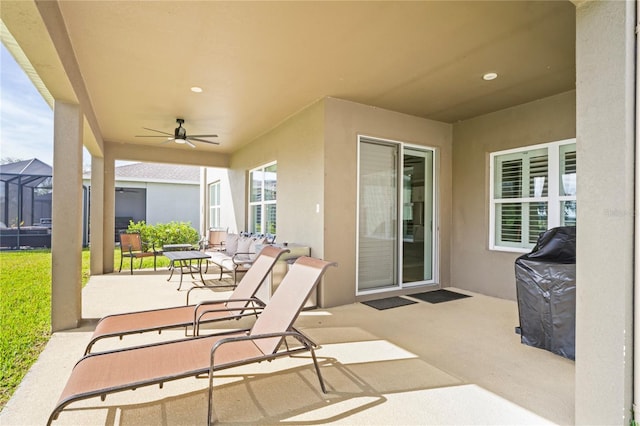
[249, 162, 277, 234]
[490, 139, 576, 251]
[208, 181, 221, 228]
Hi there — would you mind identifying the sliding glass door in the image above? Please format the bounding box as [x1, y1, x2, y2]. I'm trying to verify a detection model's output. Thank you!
[402, 148, 434, 284]
[357, 136, 436, 294]
[357, 140, 399, 291]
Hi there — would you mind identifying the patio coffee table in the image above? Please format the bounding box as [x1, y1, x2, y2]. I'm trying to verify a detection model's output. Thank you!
[162, 243, 194, 252]
[164, 251, 211, 290]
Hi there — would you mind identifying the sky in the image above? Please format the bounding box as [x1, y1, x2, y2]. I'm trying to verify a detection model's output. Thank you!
[0, 44, 55, 166]
[0, 44, 100, 168]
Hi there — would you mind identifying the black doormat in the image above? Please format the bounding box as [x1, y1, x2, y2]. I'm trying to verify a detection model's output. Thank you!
[409, 289, 471, 304]
[362, 297, 417, 310]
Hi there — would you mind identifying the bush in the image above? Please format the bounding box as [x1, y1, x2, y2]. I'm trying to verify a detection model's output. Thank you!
[127, 221, 200, 249]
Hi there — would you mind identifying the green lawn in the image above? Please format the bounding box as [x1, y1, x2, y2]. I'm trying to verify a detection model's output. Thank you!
[0, 248, 165, 410]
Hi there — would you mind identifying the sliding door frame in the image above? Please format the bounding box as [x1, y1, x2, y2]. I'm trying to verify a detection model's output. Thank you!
[356, 134, 439, 296]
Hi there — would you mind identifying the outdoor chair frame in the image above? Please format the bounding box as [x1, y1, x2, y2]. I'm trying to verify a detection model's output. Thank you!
[47, 256, 336, 425]
[85, 246, 289, 354]
[118, 231, 159, 274]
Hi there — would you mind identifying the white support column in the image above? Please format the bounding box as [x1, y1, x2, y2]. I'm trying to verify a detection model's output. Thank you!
[575, 1, 635, 423]
[89, 156, 104, 274]
[51, 101, 83, 332]
[200, 166, 208, 238]
[103, 151, 116, 272]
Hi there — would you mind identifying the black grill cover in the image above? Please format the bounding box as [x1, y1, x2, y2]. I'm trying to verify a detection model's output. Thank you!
[515, 226, 576, 360]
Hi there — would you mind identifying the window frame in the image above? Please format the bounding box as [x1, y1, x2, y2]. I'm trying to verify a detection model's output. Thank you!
[489, 138, 576, 252]
[208, 181, 221, 229]
[248, 161, 277, 235]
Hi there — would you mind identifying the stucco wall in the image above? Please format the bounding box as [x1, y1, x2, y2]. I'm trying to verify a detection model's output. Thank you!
[84, 178, 200, 228]
[203, 168, 240, 233]
[451, 91, 576, 300]
[217, 97, 452, 308]
[323, 97, 452, 307]
[145, 182, 199, 226]
[574, 0, 635, 423]
[227, 100, 326, 254]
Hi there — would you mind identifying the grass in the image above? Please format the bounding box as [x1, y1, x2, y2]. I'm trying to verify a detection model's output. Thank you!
[0, 248, 165, 410]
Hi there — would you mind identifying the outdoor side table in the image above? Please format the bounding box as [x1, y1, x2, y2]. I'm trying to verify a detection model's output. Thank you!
[163, 250, 211, 290]
[162, 244, 195, 251]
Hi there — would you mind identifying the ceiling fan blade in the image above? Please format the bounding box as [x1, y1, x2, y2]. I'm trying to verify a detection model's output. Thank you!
[189, 137, 220, 145]
[142, 127, 173, 136]
[160, 138, 174, 145]
[188, 134, 218, 138]
[136, 135, 174, 138]
[186, 139, 196, 148]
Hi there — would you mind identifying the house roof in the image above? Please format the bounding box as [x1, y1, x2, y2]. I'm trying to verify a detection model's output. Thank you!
[114, 162, 199, 183]
[0, 158, 52, 187]
[0, 158, 52, 178]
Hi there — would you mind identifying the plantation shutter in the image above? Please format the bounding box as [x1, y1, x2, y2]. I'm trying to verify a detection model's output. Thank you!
[527, 152, 548, 244]
[494, 148, 548, 247]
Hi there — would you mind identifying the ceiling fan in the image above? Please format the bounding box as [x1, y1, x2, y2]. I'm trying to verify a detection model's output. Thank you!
[136, 118, 218, 148]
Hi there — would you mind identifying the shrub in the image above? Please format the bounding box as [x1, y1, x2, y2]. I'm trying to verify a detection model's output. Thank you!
[127, 220, 200, 249]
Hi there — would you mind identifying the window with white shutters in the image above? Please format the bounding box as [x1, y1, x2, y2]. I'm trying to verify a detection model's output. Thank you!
[490, 139, 576, 251]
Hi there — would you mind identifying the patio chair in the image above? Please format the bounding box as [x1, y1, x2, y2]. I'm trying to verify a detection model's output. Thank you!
[118, 231, 159, 274]
[47, 256, 336, 425]
[202, 227, 228, 251]
[84, 246, 289, 354]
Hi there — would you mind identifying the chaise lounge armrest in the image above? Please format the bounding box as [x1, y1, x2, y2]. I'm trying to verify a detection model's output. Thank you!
[193, 298, 266, 335]
[232, 252, 257, 265]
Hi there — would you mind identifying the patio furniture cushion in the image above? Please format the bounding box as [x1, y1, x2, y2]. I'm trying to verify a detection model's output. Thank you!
[224, 233, 239, 254]
[206, 234, 267, 283]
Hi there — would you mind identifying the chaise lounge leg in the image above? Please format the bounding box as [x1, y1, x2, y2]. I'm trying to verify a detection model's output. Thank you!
[207, 371, 217, 425]
[310, 347, 327, 393]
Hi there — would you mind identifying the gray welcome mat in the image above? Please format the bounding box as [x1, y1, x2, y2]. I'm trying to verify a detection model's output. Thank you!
[362, 296, 417, 310]
[409, 289, 471, 304]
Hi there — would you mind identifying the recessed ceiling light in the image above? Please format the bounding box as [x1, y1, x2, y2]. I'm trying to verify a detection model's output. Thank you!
[190, 86, 203, 93]
[482, 72, 498, 81]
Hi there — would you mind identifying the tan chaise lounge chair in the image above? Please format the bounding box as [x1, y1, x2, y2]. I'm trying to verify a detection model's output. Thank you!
[84, 246, 289, 354]
[48, 256, 336, 425]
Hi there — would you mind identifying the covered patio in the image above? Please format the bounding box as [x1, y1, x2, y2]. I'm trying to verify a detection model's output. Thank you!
[0, 1, 635, 424]
[0, 269, 573, 425]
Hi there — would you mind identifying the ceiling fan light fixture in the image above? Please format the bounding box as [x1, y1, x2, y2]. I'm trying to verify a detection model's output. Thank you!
[136, 118, 218, 147]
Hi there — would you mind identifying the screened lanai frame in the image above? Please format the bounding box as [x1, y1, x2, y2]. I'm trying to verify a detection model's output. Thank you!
[0, 159, 53, 248]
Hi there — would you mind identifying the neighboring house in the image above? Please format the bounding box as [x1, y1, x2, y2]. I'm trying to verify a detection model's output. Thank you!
[83, 162, 200, 240]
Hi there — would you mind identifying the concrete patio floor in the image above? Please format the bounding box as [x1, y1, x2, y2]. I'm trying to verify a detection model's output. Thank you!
[0, 266, 574, 425]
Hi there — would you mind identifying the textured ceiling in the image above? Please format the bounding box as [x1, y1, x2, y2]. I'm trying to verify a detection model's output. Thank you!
[2, 1, 575, 155]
